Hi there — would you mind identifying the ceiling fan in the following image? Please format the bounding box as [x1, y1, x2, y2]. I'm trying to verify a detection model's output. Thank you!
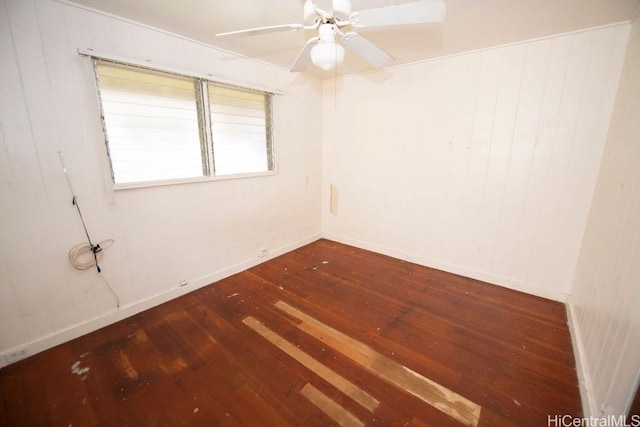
[216, 0, 446, 72]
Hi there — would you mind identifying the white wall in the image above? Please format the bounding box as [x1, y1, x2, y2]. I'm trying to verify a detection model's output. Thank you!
[322, 24, 630, 301]
[0, 0, 323, 365]
[2, 6, 638, 420]
[568, 22, 640, 417]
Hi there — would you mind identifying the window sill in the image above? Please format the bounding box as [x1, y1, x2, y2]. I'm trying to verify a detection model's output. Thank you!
[113, 170, 276, 191]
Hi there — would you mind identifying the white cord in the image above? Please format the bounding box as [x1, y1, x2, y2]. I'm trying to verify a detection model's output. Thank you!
[68, 239, 114, 270]
[68, 239, 120, 307]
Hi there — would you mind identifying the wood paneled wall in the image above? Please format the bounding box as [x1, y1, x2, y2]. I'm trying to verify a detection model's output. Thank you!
[322, 24, 630, 302]
[0, 0, 323, 366]
[569, 22, 640, 417]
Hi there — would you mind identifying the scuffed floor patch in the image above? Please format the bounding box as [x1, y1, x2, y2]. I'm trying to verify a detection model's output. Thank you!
[71, 360, 90, 381]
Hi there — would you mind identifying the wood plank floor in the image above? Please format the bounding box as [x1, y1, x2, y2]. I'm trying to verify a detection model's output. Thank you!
[0, 239, 582, 426]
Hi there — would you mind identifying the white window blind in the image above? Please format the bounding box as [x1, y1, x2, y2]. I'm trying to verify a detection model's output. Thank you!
[96, 62, 205, 184]
[209, 84, 273, 176]
[92, 59, 275, 186]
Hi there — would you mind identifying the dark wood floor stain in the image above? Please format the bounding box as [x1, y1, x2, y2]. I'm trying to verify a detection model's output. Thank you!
[0, 239, 582, 426]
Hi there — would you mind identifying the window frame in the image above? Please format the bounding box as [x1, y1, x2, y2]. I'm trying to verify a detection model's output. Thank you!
[84, 49, 279, 190]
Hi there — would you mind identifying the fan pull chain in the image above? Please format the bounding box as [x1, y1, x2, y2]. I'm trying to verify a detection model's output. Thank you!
[334, 39, 338, 109]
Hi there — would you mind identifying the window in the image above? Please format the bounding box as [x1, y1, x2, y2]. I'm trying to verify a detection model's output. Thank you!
[93, 60, 274, 186]
[209, 85, 273, 176]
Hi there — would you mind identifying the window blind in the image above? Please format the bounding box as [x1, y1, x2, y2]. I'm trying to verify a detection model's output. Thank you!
[91, 56, 276, 187]
[96, 62, 205, 184]
[208, 84, 273, 176]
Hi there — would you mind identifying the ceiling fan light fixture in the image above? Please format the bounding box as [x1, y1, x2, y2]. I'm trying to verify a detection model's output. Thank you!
[218, 0, 447, 73]
[310, 41, 345, 71]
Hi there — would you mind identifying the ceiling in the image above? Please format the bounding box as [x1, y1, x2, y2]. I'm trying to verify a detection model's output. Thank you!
[64, 0, 640, 79]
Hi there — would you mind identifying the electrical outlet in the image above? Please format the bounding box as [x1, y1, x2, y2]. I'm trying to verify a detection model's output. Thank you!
[179, 278, 188, 287]
[258, 248, 269, 258]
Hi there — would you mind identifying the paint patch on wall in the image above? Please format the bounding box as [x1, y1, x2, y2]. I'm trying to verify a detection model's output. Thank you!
[330, 184, 338, 215]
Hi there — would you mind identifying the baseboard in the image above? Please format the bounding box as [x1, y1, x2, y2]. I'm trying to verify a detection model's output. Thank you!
[566, 299, 597, 417]
[0, 233, 321, 368]
[321, 232, 569, 303]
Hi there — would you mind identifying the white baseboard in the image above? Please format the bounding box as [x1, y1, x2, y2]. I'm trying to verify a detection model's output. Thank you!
[566, 299, 597, 417]
[321, 232, 569, 303]
[0, 233, 321, 368]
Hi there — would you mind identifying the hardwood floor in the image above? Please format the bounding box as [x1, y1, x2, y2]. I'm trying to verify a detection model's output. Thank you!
[0, 239, 582, 426]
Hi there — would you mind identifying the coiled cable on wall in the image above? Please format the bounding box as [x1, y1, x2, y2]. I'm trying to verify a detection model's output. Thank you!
[59, 151, 120, 308]
[68, 240, 120, 307]
[68, 239, 115, 270]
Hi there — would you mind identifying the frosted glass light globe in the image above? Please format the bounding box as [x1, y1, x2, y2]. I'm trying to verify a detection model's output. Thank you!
[310, 42, 345, 71]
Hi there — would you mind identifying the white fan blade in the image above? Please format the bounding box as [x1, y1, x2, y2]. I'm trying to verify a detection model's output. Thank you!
[331, 0, 352, 20]
[342, 33, 394, 68]
[217, 24, 304, 38]
[312, 0, 333, 16]
[308, 0, 354, 21]
[353, 0, 446, 28]
[290, 37, 319, 72]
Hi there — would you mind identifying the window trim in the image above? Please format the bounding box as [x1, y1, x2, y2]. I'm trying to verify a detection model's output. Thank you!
[79, 48, 283, 95]
[80, 48, 280, 190]
[111, 170, 277, 191]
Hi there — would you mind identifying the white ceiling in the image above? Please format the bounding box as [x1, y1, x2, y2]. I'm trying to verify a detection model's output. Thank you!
[64, 0, 640, 79]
